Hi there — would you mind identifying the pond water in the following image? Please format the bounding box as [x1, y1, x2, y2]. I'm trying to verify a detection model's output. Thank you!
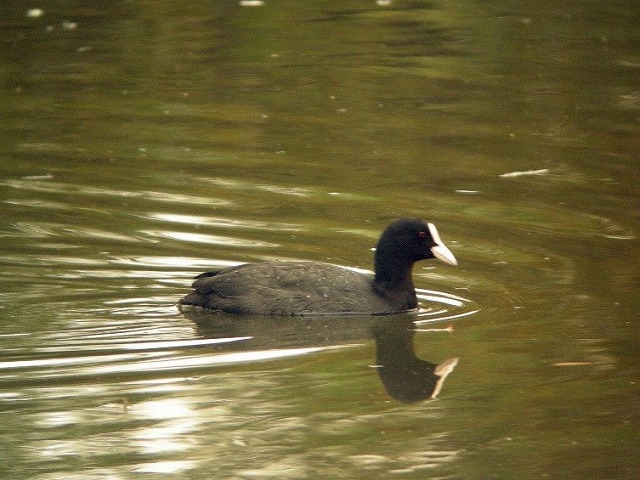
[1, 1, 638, 478]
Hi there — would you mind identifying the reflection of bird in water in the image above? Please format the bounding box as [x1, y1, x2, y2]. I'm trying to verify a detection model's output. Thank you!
[187, 311, 458, 404]
[372, 317, 458, 403]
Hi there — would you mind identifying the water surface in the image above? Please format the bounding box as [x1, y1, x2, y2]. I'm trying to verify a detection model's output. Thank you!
[1, 1, 638, 478]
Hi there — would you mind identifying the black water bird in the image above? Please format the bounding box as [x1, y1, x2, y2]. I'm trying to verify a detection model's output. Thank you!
[179, 218, 457, 316]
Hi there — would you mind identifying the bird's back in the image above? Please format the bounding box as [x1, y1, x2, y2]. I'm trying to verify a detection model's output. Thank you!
[179, 261, 405, 315]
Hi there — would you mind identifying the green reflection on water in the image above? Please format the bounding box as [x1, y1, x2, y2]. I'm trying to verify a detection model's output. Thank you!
[0, 0, 638, 479]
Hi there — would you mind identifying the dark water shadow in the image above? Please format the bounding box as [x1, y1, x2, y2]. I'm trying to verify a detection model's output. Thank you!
[184, 310, 458, 403]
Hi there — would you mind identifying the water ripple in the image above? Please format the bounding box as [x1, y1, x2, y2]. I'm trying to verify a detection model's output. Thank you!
[144, 213, 301, 231]
[0, 178, 232, 206]
[141, 230, 280, 248]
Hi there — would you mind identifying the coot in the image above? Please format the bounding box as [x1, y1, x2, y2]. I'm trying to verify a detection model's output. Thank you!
[179, 218, 457, 316]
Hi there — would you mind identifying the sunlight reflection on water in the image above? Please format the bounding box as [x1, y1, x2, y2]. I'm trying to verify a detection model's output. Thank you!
[141, 230, 280, 247]
[133, 460, 198, 474]
[145, 212, 302, 231]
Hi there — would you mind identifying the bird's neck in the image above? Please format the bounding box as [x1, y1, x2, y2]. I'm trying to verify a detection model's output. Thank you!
[373, 251, 415, 291]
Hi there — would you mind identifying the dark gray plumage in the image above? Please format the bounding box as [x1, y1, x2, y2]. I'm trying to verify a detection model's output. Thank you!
[179, 218, 457, 316]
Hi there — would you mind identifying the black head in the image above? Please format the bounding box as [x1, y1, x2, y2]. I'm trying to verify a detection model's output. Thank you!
[375, 218, 458, 266]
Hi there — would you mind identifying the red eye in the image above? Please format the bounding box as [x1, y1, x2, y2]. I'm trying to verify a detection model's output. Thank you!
[418, 231, 427, 239]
